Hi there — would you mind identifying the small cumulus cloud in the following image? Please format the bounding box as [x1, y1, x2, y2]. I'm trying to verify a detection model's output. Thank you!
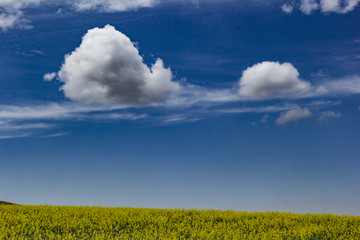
[43, 72, 56, 82]
[318, 111, 342, 121]
[300, 0, 320, 14]
[238, 61, 310, 99]
[56, 25, 180, 105]
[276, 108, 312, 125]
[281, 3, 295, 14]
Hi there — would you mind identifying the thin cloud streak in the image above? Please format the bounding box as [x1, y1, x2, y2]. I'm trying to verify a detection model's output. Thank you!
[0, 122, 55, 131]
[0, 102, 146, 138]
[0, 103, 125, 121]
[0, 133, 31, 139]
[38, 132, 70, 138]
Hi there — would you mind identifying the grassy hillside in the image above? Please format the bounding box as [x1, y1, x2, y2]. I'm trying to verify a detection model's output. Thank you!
[1, 205, 359, 239]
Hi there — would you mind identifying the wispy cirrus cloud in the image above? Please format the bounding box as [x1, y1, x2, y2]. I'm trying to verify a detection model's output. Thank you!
[0, 102, 146, 122]
[0, 11, 32, 31]
[0, 0, 156, 30]
[2, 0, 360, 31]
[71, 0, 154, 12]
[317, 75, 360, 95]
[0, 102, 147, 139]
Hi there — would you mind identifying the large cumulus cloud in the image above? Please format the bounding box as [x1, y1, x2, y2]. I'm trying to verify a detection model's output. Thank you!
[57, 25, 180, 105]
[238, 61, 310, 99]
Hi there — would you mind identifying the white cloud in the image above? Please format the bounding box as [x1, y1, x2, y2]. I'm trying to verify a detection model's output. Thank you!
[276, 108, 312, 125]
[0, 0, 154, 30]
[343, 0, 360, 12]
[39, 132, 70, 138]
[160, 114, 201, 125]
[319, 75, 360, 95]
[321, 0, 360, 13]
[43, 72, 56, 81]
[238, 61, 310, 99]
[320, 0, 340, 12]
[0, 102, 147, 138]
[0, 102, 138, 121]
[215, 103, 299, 114]
[86, 113, 147, 121]
[296, 0, 360, 14]
[0, 11, 32, 31]
[0, 103, 78, 120]
[71, 0, 154, 12]
[300, 0, 319, 14]
[0, 122, 54, 131]
[0, 0, 41, 11]
[0, 0, 41, 30]
[0, 133, 30, 139]
[319, 111, 342, 121]
[57, 25, 180, 105]
[281, 3, 295, 13]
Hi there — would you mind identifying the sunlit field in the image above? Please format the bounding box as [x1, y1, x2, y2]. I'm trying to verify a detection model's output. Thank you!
[1, 205, 359, 239]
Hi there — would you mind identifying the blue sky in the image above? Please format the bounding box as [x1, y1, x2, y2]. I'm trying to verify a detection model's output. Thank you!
[0, 0, 360, 215]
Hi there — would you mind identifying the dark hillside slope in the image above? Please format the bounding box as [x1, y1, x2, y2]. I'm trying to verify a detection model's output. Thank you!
[0, 201, 16, 205]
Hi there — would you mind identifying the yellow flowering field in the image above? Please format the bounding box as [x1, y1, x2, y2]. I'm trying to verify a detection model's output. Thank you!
[1, 205, 359, 239]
